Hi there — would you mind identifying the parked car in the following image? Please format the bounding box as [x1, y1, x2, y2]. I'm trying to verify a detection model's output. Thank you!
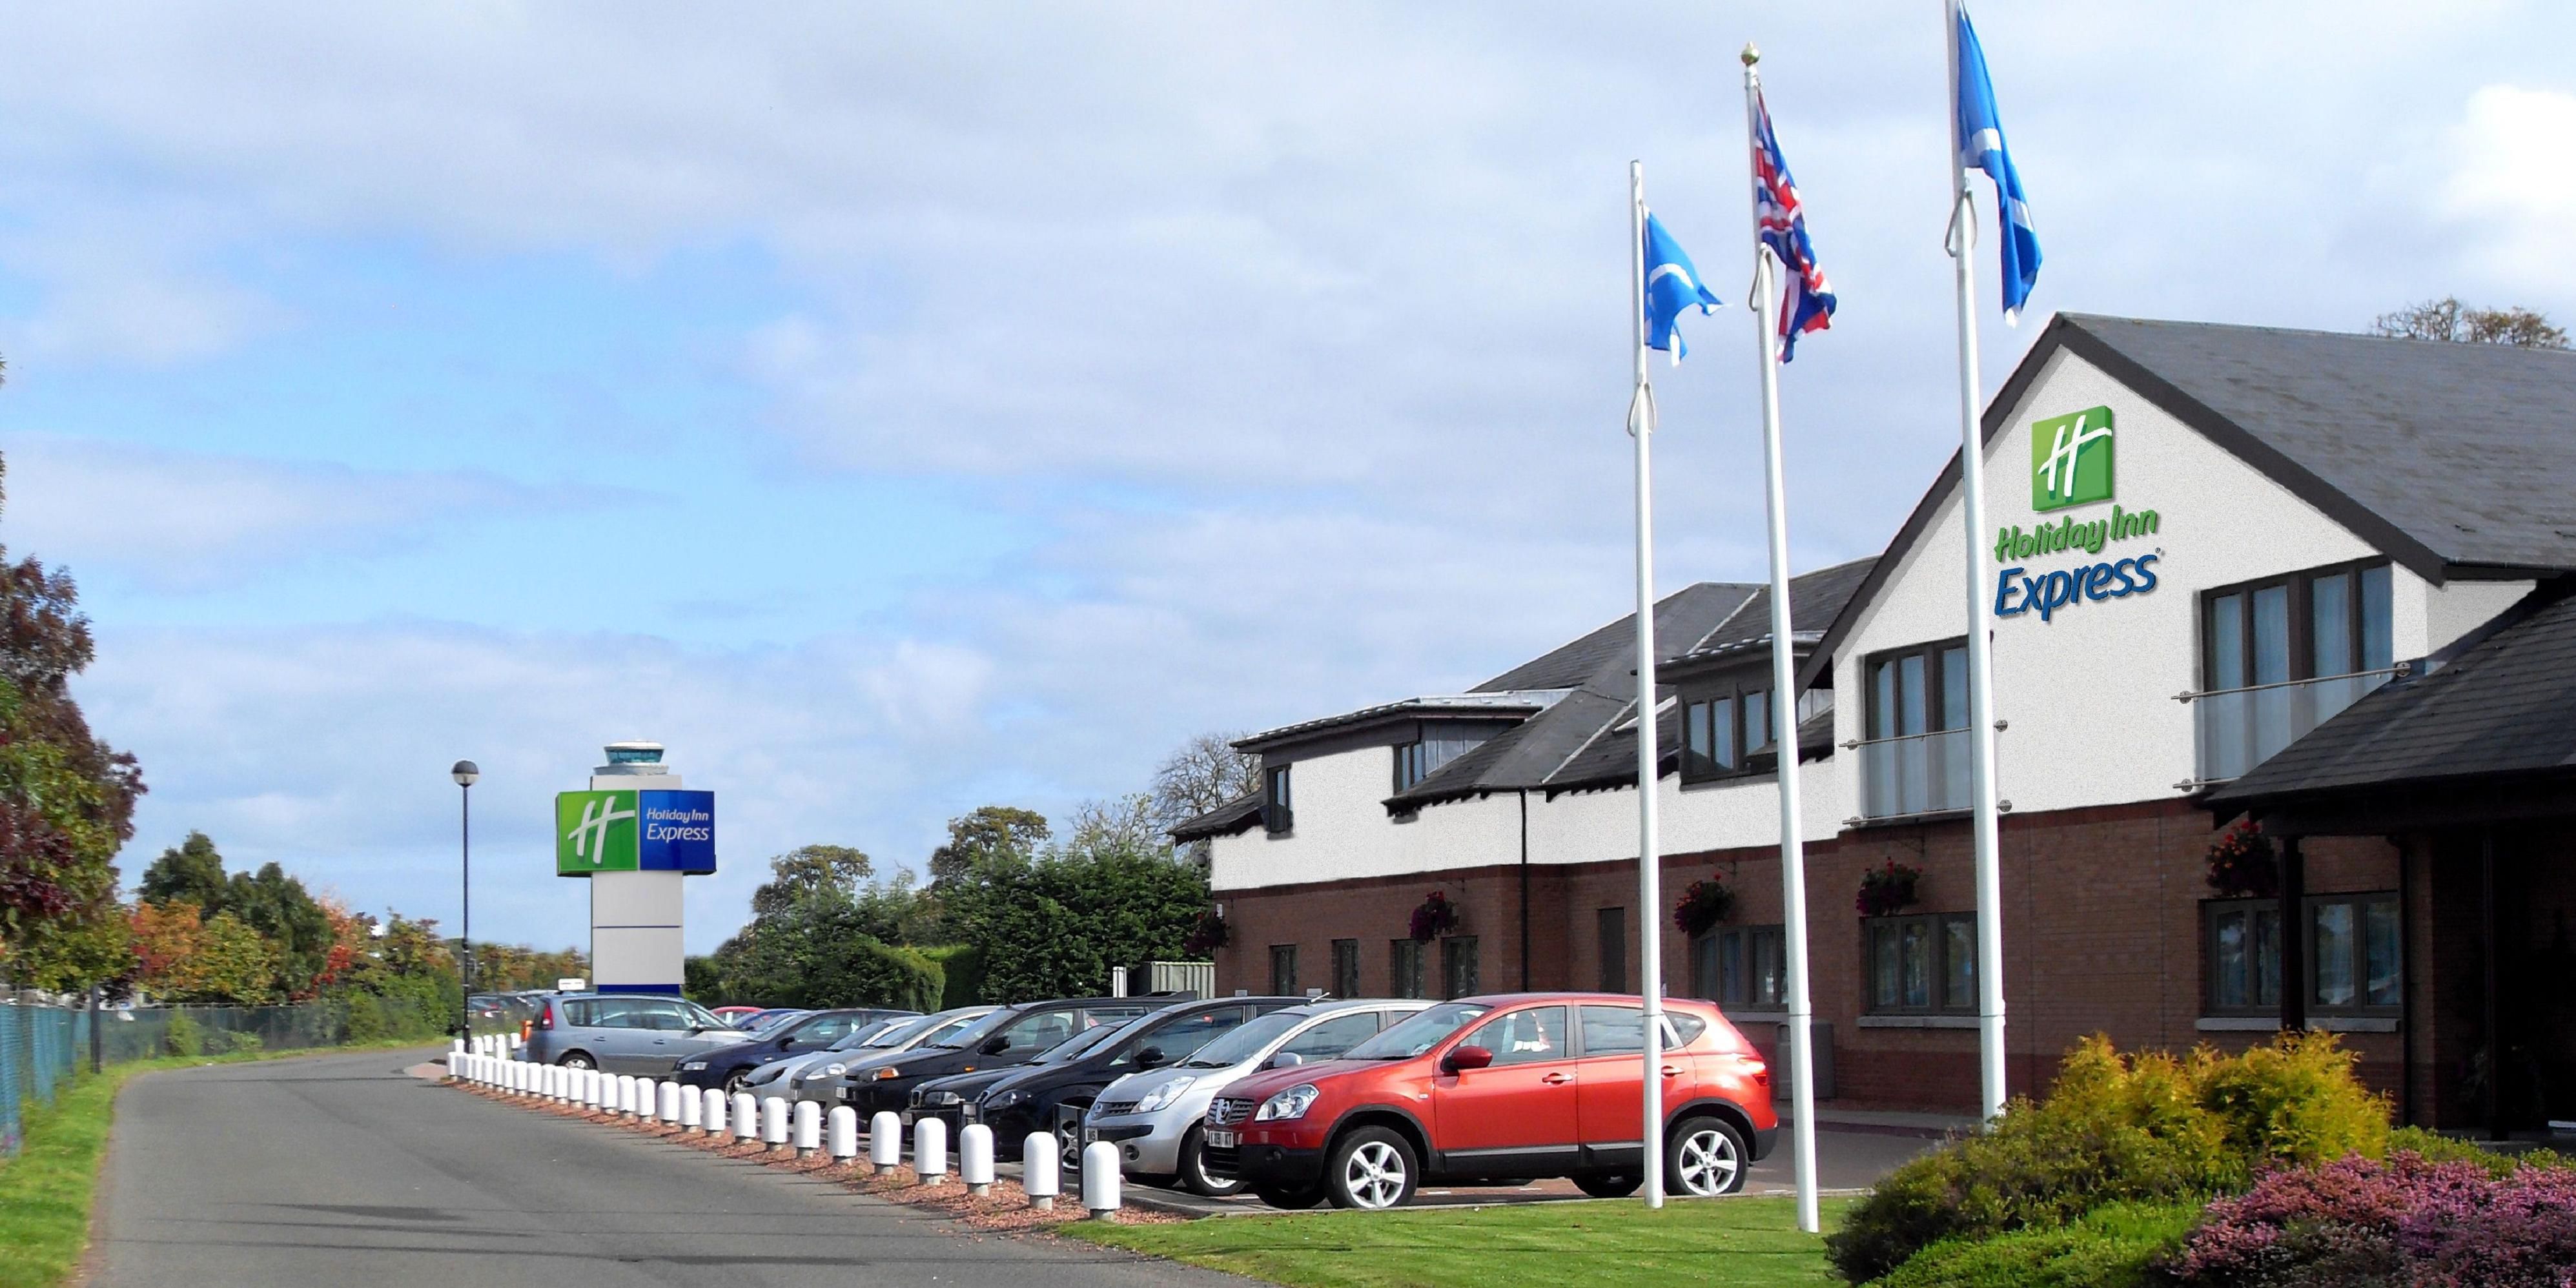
[833, 996, 1153, 1118]
[738, 1014, 914, 1095]
[520, 994, 751, 1074]
[1207, 993, 1777, 1211]
[710, 1005, 766, 1027]
[1084, 997, 1430, 1195]
[905, 1019, 1135, 1146]
[949, 995, 1309, 1165]
[735, 1008, 812, 1034]
[759, 1008, 996, 1103]
[467, 993, 536, 1030]
[671, 1007, 917, 1093]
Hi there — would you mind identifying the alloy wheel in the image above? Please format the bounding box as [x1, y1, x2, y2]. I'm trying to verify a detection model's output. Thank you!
[1673, 1125, 1741, 1197]
[1341, 1140, 1408, 1210]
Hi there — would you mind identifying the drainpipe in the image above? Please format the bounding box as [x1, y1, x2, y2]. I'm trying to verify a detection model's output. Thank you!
[1518, 790, 1531, 991]
[2278, 837, 2306, 1034]
[2397, 833, 2413, 1129]
[2482, 826, 2501, 1141]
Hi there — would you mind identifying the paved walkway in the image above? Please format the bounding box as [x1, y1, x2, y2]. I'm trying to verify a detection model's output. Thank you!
[91, 1047, 1249, 1288]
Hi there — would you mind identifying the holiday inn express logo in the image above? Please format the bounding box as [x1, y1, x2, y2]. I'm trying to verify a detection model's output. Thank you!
[2030, 405, 2114, 511]
[557, 790, 639, 873]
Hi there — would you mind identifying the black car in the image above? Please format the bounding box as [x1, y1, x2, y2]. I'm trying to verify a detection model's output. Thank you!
[958, 996, 1306, 1163]
[905, 1021, 1133, 1142]
[671, 1007, 917, 1092]
[835, 996, 1155, 1119]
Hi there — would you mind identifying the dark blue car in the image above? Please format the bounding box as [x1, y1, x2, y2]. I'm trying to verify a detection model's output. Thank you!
[672, 1007, 917, 1093]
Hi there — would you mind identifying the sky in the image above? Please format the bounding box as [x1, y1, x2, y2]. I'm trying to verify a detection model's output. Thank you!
[0, 2, 2568, 954]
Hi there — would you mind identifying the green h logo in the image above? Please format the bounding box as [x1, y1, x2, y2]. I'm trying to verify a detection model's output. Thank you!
[2030, 405, 2115, 511]
[556, 790, 639, 874]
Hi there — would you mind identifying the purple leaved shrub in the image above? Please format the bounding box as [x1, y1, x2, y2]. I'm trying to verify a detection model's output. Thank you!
[2170, 1150, 2576, 1287]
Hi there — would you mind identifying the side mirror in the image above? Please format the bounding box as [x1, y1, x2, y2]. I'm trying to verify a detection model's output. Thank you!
[1442, 1045, 1495, 1074]
[777, 1037, 797, 1050]
[980, 1036, 1010, 1056]
[1267, 1051, 1305, 1070]
[1133, 1046, 1167, 1069]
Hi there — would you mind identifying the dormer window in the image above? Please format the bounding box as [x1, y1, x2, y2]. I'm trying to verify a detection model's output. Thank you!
[1394, 740, 1431, 792]
[1682, 682, 1774, 782]
[1264, 764, 1294, 834]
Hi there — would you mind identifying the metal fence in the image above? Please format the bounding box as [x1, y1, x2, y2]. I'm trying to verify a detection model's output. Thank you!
[1, 999, 353, 1160]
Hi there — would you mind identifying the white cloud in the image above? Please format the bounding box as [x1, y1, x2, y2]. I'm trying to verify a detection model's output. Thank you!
[2440, 84, 2576, 295]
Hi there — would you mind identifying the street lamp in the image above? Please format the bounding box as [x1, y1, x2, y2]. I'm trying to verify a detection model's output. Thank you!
[451, 760, 479, 1042]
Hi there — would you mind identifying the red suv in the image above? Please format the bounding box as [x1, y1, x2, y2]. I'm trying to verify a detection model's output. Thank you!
[1203, 993, 1775, 1209]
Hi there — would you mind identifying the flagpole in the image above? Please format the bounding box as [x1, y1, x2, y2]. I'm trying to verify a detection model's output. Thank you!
[1627, 158, 1669, 1210]
[1946, 0, 2010, 1127]
[1741, 45, 1821, 1236]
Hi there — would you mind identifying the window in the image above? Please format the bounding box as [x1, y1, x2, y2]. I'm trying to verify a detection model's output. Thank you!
[1390, 939, 1426, 999]
[1682, 680, 1778, 781]
[1460, 1005, 1566, 1065]
[1442, 935, 1480, 999]
[2202, 894, 2400, 1016]
[1279, 1010, 1385, 1062]
[1597, 907, 1628, 993]
[1394, 740, 1429, 791]
[1114, 1008, 1245, 1067]
[1264, 764, 1294, 833]
[639, 1000, 695, 1032]
[1861, 640, 1972, 817]
[1270, 943, 1298, 996]
[1692, 925, 1786, 1010]
[1577, 1005, 1704, 1056]
[995, 1010, 1076, 1056]
[1866, 913, 1977, 1015]
[1331, 939, 1360, 999]
[2203, 561, 2393, 693]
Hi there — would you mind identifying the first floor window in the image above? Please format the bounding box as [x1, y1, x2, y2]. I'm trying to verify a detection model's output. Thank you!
[1692, 925, 1786, 1010]
[1866, 913, 1976, 1015]
[1331, 939, 1360, 998]
[1270, 943, 1298, 996]
[1597, 907, 1627, 993]
[1264, 764, 1294, 833]
[1393, 740, 1429, 792]
[1442, 936, 1480, 1000]
[2203, 893, 2399, 1016]
[1389, 939, 1426, 999]
[1682, 682, 1775, 781]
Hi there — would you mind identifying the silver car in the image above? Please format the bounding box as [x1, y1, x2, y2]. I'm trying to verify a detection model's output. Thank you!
[1083, 998, 1429, 1195]
[777, 1007, 998, 1105]
[522, 994, 749, 1074]
[738, 1014, 915, 1096]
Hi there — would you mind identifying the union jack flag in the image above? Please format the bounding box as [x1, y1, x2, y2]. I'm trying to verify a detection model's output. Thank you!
[1751, 88, 1836, 362]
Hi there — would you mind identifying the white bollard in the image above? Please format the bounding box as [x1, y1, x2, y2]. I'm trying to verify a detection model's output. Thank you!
[914, 1116, 948, 1181]
[1081, 1141, 1121, 1219]
[870, 1112, 903, 1173]
[1023, 1132, 1059, 1209]
[638, 1078, 659, 1120]
[588, 1069, 605, 1110]
[960, 1124, 994, 1196]
[702, 1088, 726, 1134]
[509, 1061, 525, 1094]
[617, 1075, 637, 1116]
[680, 1085, 703, 1130]
[793, 1099, 821, 1155]
[828, 1107, 858, 1160]
[733, 1092, 759, 1141]
[549, 1065, 565, 1101]
[762, 1096, 790, 1148]
[660, 1081, 684, 1125]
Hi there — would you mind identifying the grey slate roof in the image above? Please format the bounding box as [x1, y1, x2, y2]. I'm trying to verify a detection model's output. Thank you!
[2205, 582, 2576, 809]
[1170, 791, 1264, 843]
[1233, 691, 1569, 752]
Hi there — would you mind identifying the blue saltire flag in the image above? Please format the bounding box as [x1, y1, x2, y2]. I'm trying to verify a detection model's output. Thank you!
[1750, 88, 1837, 363]
[1642, 211, 1721, 363]
[1954, 2, 2041, 321]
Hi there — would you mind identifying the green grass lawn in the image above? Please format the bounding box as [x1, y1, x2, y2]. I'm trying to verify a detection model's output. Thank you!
[0, 1039, 440, 1288]
[1064, 1195, 1857, 1288]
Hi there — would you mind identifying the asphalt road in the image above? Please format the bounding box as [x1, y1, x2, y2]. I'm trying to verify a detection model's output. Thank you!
[90, 1048, 1249, 1288]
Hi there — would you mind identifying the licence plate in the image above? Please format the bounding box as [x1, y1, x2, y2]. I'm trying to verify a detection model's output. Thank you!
[1081, 1127, 1100, 1145]
[899, 1110, 917, 1126]
[1205, 1128, 1237, 1149]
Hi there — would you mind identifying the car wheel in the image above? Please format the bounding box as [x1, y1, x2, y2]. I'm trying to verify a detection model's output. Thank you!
[1253, 1185, 1324, 1210]
[1667, 1116, 1749, 1198]
[1573, 1172, 1644, 1198]
[1055, 1110, 1085, 1171]
[1178, 1125, 1245, 1198]
[1324, 1127, 1418, 1211]
[722, 1070, 750, 1096]
[557, 1052, 597, 1070]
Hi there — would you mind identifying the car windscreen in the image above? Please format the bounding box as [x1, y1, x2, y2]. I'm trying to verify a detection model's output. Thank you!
[1343, 1002, 1491, 1059]
[1180, 1010, 1305, 1068]
[926, 1007, 1020, 1049]
[1032, 1020, 1129, 1065]
[830, 1017, 911, 1050]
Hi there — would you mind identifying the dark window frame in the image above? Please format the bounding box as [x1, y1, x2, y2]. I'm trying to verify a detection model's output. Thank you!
[1393, 739, 1430, 793]
[1441, 935, 1480, 1000]
[1862, 637, 1971, 744]
[1389, 939, 1426, 999]
[2199, 558, 2394, 694]
[1331, 938, 1361, 999]
[1680, 672, 1778, 783]
[2201, 892, 2401, 1017]
[1863, 912, 1978, 1016]
[1269, 943, 1298, 996]
[1263, 763, 1294, 834]
[1692, 923, 1787, 1012]
[1597, 907, 1628, 993]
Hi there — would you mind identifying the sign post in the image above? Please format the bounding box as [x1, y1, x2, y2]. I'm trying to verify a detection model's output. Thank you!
[555, 743, 715, 995]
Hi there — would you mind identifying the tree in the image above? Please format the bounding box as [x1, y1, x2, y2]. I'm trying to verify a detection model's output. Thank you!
[1065, 793, 1168, 859]
[138, 832, 230, 915]
[926, 806, 1050, 888]
[2373, 298, 2570, 349]
[225, 861, 332, 999]
[942, 830, 1212, 1003]
[1150, 732, 1261, 834]
[747, 844, 873, 920]
[181, 912, 280, 1003]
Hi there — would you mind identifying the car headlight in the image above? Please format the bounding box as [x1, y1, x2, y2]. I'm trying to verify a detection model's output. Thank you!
[823, 1063, 847, 1078]
[1255, 1083, 1320, 1122]
[871, 1067, 901, 1080]
[1134, 1076, 1196, 1115]
[924, 1090, 961, 1106]
[985, 1088, 1027, 1109]
[680, 1061, 708, 1071]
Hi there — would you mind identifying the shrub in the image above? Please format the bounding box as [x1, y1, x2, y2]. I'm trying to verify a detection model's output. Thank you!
[2167, 1150, 2576, 1288]
[2384, 1125, 2575, 1179]
[918, 944, 985, 1008]
[1877, 1200, 2202, 1288]
[221, 1030, 264, 1054]
[163, 1012, 204, 1057]
[2187, 1031, 2388, 1167]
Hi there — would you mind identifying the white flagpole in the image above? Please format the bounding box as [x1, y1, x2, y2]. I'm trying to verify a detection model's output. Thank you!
[1627, 159, 1668, 1210]
[1741, 45, 1821, 1236]
[1946, 0, 2010, 1127]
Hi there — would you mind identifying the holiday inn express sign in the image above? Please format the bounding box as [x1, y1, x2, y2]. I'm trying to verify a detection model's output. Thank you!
[1991, 405, 2165, 624]
[555, 789, 717, 875]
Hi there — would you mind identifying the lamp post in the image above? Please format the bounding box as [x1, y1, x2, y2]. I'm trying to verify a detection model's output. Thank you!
[451, 760, 479, 1042]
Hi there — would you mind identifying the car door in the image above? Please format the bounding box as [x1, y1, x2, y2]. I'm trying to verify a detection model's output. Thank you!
[1571, 1004, 1680, 1172]
[1427, 1004, 1579, 1176]
[635, 999, 700, 1070]
[582, 999, 646, 1072]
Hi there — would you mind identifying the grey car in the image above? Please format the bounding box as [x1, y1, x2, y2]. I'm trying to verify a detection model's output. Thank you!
[521, 994, 749, 1074]
[1083, 998, 1429, 1195]
[777, 1007, 998, 1105]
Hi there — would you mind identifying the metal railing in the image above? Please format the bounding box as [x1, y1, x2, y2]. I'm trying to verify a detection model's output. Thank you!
[2185, 668, 2398, 786]
[1, 999, 357, 1159]
[1853, 726, 1973, 821]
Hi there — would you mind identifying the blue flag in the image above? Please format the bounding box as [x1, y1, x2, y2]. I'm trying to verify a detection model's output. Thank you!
[1954, 3, 2041, 320]
[1642, 212, 1721, 362]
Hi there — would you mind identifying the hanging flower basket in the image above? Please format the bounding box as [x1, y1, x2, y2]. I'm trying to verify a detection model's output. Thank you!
[1409, 889, 1460, 942]
[1181, 907, 1229, 957]
[1673, 877, 1735, 938]
[2205, 821, 2280, 899]
[1855, 861, 1923, 918]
